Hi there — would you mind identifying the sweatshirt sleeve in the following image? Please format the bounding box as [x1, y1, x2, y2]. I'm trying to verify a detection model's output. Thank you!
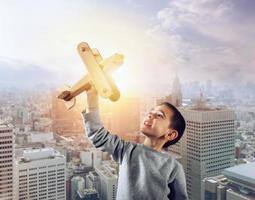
[168, 163, 189, 200]
[82, 110, 132, 164]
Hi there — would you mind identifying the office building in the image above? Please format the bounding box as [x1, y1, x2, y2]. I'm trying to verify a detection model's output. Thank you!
[203, 162, 255, 200]
[0, 123, 14, 200]
[95, 165, 118, 200]
[178, 96, 235, 200]
[71, 176, 85, 200]
[14, 147, 66, 200]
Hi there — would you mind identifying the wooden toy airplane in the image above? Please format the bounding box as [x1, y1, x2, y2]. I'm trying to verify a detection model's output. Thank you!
[58, 42, 124, 109]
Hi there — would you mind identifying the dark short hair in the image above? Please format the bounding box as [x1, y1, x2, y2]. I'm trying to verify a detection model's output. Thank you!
[159, 102, 186, 149]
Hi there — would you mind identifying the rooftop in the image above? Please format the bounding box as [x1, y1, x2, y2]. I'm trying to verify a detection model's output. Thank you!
[223, 162, 255, 188]
[0, 124, 8, 128]
[203, 175, 229, 186]
[19, 147, 64, 162]
[78, 188, 99, 198]
[185, 92, 228, 111]
[0, 123, 12, 130]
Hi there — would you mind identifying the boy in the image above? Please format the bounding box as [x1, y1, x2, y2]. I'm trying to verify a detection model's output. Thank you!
[82, 86, 188, 200]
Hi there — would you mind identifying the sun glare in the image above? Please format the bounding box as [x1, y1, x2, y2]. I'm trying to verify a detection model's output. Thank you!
[112, 66, 133, 96]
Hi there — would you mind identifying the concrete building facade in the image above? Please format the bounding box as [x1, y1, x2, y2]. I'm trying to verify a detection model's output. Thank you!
[0, 123, 14, 200]
[178, 101, 235, 200]
[14, 148, 66, 200]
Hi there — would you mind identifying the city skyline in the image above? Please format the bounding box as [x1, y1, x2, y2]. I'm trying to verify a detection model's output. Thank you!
[0, 76, 255, 199]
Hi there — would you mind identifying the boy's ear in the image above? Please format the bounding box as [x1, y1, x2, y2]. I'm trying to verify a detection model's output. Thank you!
[165, 129, 178, 141]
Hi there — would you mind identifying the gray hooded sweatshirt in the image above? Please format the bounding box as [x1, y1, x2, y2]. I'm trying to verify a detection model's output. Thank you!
[82, 110, 188, 200]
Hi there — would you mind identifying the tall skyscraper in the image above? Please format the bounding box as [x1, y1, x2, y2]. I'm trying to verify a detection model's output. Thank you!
[157, 73, 183, 108]
[14, 147, 66, 200]
[171, 73, 182, 107]
[0, 123, 14, 200]
[178, 97, 235, 200]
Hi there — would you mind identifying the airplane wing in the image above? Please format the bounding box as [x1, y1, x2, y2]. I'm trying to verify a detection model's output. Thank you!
[77, 42, 120, 101]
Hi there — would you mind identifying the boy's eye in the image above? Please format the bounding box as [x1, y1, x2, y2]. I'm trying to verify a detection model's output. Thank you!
[147, 110, 164, 119]
[156, 113, 164, 118]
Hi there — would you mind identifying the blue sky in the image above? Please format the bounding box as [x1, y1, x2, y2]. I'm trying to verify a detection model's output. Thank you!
[0, 0, 254, 95]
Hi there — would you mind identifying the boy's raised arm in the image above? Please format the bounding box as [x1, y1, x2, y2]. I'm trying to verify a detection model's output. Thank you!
[82, 85, 132, 164]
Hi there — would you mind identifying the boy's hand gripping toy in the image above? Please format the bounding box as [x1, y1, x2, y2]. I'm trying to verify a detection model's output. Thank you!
[58, 42, 123, 109]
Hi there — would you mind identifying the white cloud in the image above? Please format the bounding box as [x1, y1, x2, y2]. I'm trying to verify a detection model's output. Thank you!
[145, 0, 255, 83]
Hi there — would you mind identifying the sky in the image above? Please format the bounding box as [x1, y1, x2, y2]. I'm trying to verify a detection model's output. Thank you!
[0, 0, 254, 96]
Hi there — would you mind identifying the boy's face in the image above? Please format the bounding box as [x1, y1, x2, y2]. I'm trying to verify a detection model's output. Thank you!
[141, 105, 173, 138]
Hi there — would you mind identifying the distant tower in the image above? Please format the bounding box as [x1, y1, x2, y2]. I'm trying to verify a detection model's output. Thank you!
[156, 73, 182, 108]
[172, 73, 182, 107]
